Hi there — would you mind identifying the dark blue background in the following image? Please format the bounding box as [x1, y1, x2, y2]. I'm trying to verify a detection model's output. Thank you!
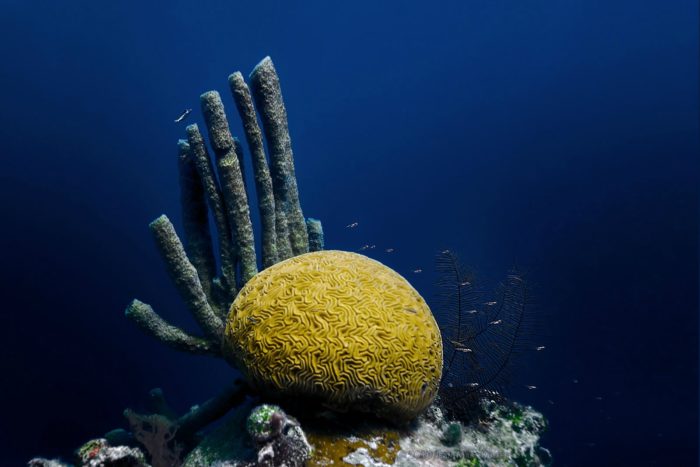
[0, 1, 697, 465]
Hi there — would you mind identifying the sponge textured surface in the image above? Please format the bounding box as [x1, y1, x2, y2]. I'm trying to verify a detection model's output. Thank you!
[223, 250, 442, 420]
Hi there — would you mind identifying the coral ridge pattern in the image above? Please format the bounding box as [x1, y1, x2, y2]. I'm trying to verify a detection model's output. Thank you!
[223, 250, 443, 420]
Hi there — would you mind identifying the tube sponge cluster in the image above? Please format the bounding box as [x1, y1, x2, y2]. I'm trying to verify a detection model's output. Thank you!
[126, 57, 442, 423]
[223, 250, 443, 421]
[126, 56, 324, 356]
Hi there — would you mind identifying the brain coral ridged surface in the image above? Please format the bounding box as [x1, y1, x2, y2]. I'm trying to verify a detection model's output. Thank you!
[223, 250, 443, 420]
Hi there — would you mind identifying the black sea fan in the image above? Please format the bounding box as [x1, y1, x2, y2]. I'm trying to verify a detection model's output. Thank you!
[436, 250, 537, 421]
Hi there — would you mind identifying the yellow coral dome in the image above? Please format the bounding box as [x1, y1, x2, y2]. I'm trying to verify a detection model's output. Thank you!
[223, 250, 443, 421]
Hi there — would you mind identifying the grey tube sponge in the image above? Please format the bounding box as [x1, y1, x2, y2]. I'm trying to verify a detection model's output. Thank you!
[186, 123, 237, 299]
[274, 206, 294, 261]
[233, 137, 247, 192]
[249, 56, 309, 256]
[200, 91, 258, 284]
[149, 215, 224, 341]
[306, 218, 324, 252]
[229, 71, 278, 268]
[177, 140, 217, 307]
[125, 299, 219, 356]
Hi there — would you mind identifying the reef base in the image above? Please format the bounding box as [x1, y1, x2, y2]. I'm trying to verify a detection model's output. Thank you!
[183, 398, 550, 467]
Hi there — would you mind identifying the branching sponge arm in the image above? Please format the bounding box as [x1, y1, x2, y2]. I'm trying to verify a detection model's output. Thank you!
[249, 56, 309, 256]
[229, 71, 280, 268]
[149, 214, 224, 342]
[186, 123, 237, 299]
[200, 91, 258, 285]
[177, 140, 217, 307]
[125, 299, 220, 356]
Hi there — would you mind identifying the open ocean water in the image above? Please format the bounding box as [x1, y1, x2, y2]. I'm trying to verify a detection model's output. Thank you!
[0, 1, 697, 465]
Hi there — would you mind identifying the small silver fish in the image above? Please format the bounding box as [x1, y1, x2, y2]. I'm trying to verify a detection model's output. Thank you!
[385, 248, 395, 253]
[457, 347, 473, 353]
[536, 346, 546, 351]
[526, 385, 537, 390]
[358, 244, 370, 251]
[346, 222, 359, 228]
[459, 281, 471, 286]
[369, 244, 376, 249]
[441, 249, 450, 254]
[484, 301, 497, 306]
[413, 268, 423, 274]
[467, 382, 479, 388]
[174, 108, 192, 123]
[489, 319, 502, 325]
[466, 309, 478, 314]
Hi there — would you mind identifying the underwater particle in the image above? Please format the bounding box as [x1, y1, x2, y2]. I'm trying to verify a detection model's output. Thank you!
[223, 250, 443, 421]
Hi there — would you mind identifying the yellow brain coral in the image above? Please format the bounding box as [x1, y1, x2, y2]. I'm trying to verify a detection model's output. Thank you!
[223, 250, 443, 420]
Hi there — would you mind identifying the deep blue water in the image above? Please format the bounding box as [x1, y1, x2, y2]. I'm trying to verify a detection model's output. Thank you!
[0, 1, 697, 465]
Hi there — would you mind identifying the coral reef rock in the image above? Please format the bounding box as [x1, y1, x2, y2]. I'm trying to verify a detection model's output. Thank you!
[247, 404, 312, 466]
[392, 400, 551, 467]
[183, 402, 311, 467]
[223, 250, 443, 421]
[76, 438, 148, 467]
[28, 439, 148, 467]
[183, 398, 549, 466]
[27, 459, 72, 467]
